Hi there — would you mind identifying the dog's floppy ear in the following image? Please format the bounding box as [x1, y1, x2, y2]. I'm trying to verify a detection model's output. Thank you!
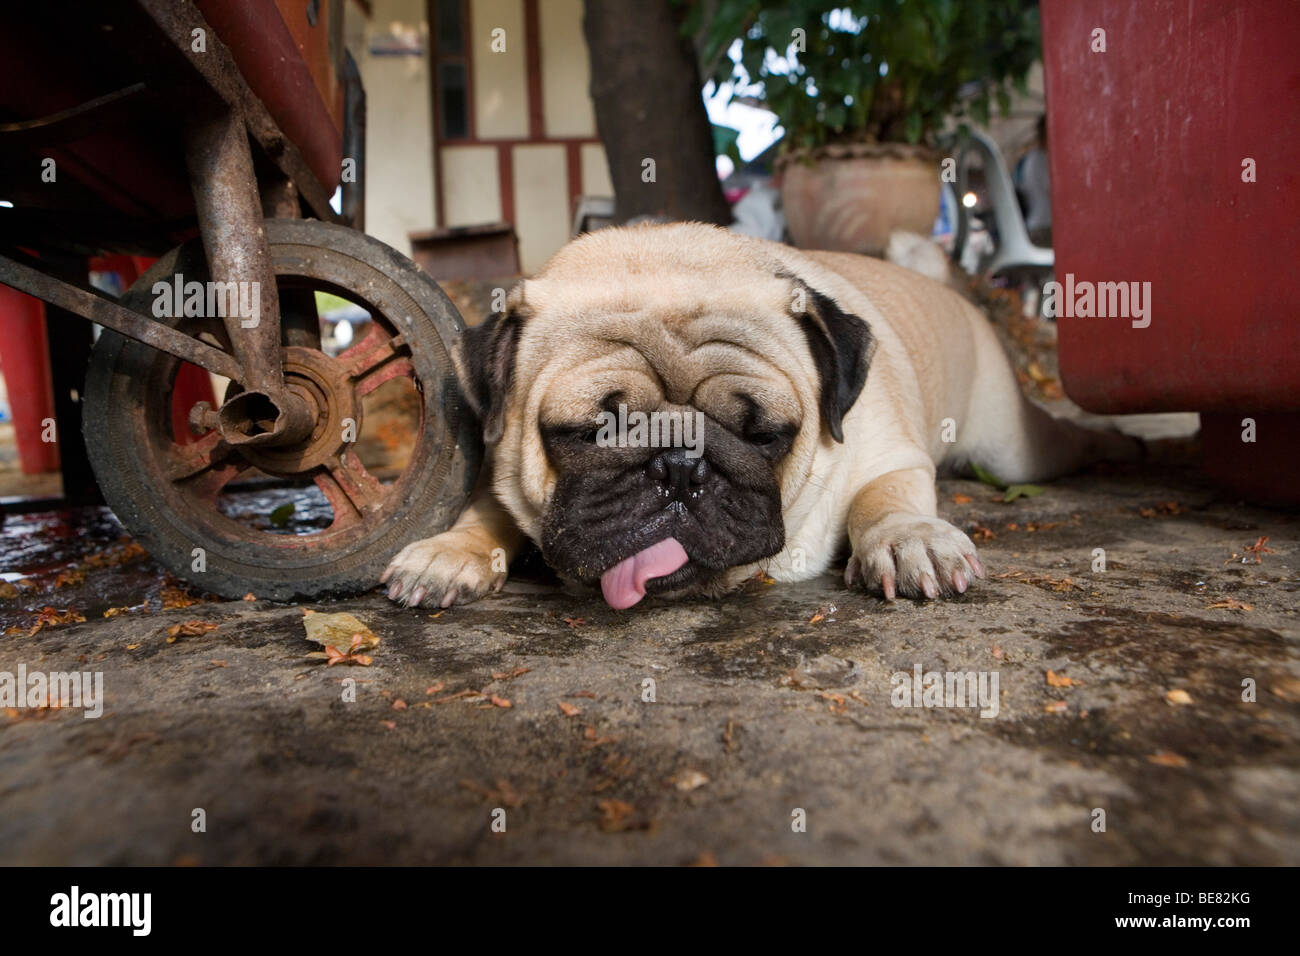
[455, 285, 527, 444]
[791, 279, 875, 443]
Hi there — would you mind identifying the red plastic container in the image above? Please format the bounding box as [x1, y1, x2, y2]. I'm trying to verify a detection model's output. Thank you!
[1041, 0, 1300, 505]
[0, 285, 59, 475]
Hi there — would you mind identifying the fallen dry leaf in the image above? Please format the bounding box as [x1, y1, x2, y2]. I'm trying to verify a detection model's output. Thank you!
[1046, 670, 1080, 688]
[459, 778, 524, 807]
[81, 540, 147, 569]
[596, 798, 637, 832]
[807, 603, 837, 624]
[1043, 701, 1068, 714]
[1244, 536, 1275, 563]
[488, 695, 512, 709]
[999, 569, 1081, 593]
[308, 635, 375, 667]
[952, 493, 973, 505]
[392, 699, 408, 710]
[669, 769, 710, 792]
[432, 688, 485, 703]
[582, 724, 618, 747]
[166, 620, 219, 643]
[817, 691, 848, 714]
[5, 606, 87, 637]
[1147, 751, 1189, 768]
[1268, 678, 1300, 703]
[302, 612, 379, 653]
[1139, 501, 1183, 519]
[55, 569, 86, 588]
[1024, 521, 1062, 533]
[558, 701, 582, 717]
[160, 586, 203, 609]
[1165, 689, 1193, 705]
[1206, 598, 1252, 612]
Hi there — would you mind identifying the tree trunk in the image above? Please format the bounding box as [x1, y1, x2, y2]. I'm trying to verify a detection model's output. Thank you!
[583, 0, 731, 226]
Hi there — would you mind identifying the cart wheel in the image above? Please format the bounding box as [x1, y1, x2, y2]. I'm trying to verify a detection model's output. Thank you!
[83, 219, 481, 601]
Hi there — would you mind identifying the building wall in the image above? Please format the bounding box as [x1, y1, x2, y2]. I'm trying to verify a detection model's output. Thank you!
[348, 0, 438, 256]
[350, 0, 613, 273]
[470, 0, 528, 139]
[511, 143, 570, 271]
[538, 0, 595, 139]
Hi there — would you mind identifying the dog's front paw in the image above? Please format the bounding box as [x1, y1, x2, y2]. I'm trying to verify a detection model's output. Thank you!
[845, 514, 984, 601]
[381, 532, 506, 608]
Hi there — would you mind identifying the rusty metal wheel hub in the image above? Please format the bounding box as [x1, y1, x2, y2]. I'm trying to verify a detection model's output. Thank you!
[230, 346, 360, 477]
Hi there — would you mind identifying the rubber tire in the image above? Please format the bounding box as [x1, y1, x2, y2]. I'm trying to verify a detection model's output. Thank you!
[83, 219, 481, 601]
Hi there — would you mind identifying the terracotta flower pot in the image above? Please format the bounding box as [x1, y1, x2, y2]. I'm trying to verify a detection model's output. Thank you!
[778, 142, 940, 255]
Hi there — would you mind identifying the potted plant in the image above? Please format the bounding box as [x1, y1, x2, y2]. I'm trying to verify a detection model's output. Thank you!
[691, 0, 1041, 254]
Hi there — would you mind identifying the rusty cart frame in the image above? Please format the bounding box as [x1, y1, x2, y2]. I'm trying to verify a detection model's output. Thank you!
[0, 0, 479, 599]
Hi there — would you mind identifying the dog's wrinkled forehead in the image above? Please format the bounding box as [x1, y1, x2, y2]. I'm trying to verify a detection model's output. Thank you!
[515, 271, 805, 396]
[517, 271, 810, 429]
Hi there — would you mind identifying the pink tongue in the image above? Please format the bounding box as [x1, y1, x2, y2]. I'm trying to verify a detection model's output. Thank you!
[600, 537, 689, 609]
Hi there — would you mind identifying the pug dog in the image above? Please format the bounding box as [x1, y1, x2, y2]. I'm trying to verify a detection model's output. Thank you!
[382, 222, 1135, 609]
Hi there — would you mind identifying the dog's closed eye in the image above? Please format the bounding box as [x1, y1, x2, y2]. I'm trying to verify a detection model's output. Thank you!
[734, 394, 797, 457]
[744, 424, 797, 458]
[541, 422, 601, 444]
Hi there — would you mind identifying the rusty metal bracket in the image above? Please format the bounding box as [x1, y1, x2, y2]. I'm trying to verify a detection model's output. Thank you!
[182, 108, 285, 393]
[341, 49, 366, 231]
[181, 105, 315, 449]
[0, 250, 242, 382]
[132, 0, 340, 223]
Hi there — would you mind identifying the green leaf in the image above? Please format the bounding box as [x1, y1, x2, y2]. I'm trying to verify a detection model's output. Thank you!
[904, 110, 923, 143]
[698, 0, 1042, 145]
[1002, 484, 1047, 503]
[269, 502, 296, 527]
[969, 462, 1007, 490]
[711, 123, 741, 157]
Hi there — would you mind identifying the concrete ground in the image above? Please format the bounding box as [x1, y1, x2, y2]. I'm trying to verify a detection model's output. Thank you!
[1, 439, 1297, 865]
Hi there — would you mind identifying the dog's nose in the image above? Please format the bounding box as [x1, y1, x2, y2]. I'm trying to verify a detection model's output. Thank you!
[647, 448, 709, 498]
